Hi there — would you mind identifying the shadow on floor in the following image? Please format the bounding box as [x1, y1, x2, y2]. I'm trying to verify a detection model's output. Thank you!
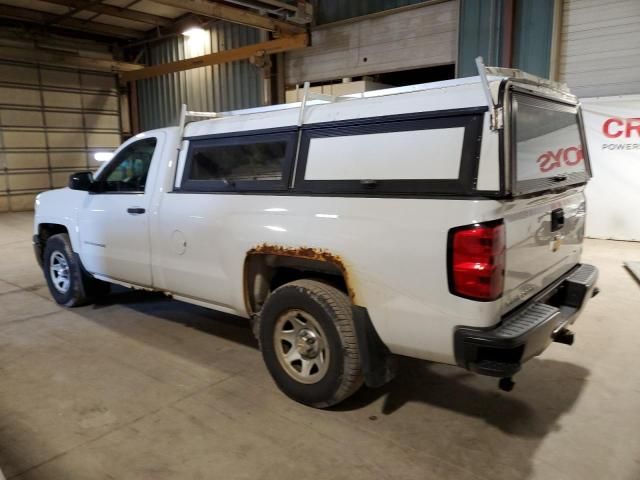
[338, 355, 588, 438]
[91, 286, 258, 350]
[85, 288, 588, 439]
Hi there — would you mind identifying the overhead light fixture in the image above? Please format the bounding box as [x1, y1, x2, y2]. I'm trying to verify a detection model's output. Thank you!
[182, 27, 206, 39]
[264, 207, 288, 212]
[264, 225, 287, 232]
[94, 152, 114, 162]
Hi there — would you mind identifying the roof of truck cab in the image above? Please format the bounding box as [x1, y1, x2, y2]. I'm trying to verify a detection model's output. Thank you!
[182, 75, 501, 138]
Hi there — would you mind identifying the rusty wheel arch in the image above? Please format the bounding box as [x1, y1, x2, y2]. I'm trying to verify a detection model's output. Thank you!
[243, 244, 356, 317]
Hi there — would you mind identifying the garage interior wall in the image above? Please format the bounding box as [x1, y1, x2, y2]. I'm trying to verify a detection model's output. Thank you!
[558, 0, 640, 97]
[137, 22, 264, 131]
[558, 0, 640, 241]
[0, 61, 121, 212]
[457, 0, 555, 78]
[511, 0, 554, 77]
[285, 0, 458, 86]
[457, 0, 504, 77]
[312, 0, 429, 24]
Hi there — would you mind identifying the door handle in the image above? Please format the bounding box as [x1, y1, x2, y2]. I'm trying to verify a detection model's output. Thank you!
[127, 207, 146, 215]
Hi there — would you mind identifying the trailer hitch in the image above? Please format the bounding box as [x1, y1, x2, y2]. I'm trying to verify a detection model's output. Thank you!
[499, 377, 515, 392]
[553, 328, 575, 346]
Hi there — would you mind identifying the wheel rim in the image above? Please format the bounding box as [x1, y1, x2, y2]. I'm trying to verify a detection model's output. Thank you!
[49, 251, 71, 294]
[273, 309, 330, 384]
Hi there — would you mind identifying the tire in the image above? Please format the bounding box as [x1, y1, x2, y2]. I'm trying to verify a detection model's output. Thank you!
[259, 279, 363, 408]
[43, 233, 109, 307]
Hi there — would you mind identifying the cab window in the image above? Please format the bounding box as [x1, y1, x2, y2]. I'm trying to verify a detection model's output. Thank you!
[180, 131, 296, 192]
[97, 138, 157, 193]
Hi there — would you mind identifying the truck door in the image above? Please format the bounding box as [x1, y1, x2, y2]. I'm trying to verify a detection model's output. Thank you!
[77, 135, 160, 286]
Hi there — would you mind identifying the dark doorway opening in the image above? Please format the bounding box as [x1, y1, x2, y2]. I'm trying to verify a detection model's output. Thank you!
[306, 64, 457, 90]
[372, 64, 456, 87]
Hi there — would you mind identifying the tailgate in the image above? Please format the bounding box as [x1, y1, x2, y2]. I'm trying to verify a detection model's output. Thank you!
[501, 188, 585, 313]
[501, 89, 590, 314]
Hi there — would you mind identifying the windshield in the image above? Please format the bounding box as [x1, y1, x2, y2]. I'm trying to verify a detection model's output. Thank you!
[513, 92, 589, 194]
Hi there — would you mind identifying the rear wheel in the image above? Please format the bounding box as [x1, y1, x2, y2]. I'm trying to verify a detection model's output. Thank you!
[259, 279, 363, 408]
[43, 233, 109, 307]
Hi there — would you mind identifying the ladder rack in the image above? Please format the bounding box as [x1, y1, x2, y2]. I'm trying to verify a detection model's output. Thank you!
[176, 81, 356, 138]
[175, 63, 562, 139]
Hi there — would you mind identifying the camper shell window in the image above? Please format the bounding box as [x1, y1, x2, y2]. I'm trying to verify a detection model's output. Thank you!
[511, 91, 590, 195]
[295, 110, 485, 196]
[177, 109, 487, 196]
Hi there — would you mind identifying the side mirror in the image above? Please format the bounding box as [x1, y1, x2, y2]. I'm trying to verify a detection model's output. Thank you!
[68, 171, 94, 191]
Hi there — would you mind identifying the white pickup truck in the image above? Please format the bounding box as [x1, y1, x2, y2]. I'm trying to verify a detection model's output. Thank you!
[33, 64, 598, 407]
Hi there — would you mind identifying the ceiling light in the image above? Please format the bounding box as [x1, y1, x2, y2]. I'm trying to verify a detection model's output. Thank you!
[182, 27, 206, 38]
[264, 207, 288, 212]
[94, 152, 114, 162]
[264, 225, 287, 232]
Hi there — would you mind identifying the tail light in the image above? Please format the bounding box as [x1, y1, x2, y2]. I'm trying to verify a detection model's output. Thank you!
[448, 220, 505, 301]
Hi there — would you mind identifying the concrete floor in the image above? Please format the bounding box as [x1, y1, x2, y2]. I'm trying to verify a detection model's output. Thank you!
[1, 212, 639, 480]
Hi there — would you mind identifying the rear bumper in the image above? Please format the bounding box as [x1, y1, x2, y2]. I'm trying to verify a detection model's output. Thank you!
[454, 263, 598, 377]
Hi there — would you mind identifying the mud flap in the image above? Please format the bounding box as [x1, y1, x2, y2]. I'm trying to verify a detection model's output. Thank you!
[351, 305, 397, 388]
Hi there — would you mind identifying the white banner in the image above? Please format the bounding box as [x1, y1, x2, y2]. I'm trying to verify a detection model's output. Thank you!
[581, 95, 640, 241]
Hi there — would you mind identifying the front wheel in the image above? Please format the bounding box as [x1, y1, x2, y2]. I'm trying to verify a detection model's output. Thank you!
[43, 233, 109, 307]
[259, 279, 363, 408]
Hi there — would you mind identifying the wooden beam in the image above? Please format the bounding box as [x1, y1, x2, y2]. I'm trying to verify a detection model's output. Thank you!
[121, 33, 308, 82]
[45, 0, 104, 26]
[0, 45, 144, 72]
[149, 0, 305, 34]
[252, 0, 298, 12]
[40, 0, 174, 27]
[0, 4, 145, 38]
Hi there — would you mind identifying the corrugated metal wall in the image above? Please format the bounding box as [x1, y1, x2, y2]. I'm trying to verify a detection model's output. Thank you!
[137, 22, 264, 131]
[457, 0, 504, 77]
[313, 0, 430, 24]
[457, 0, 555, 79]
[512, 0, 554, 78]
[559, 0, 640, 97]
[0, 60, 121, 212]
